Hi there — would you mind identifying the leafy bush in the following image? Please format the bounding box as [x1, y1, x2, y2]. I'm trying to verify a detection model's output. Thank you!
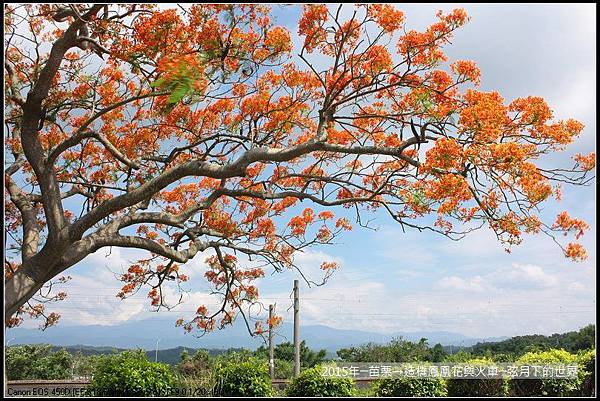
[213, 357, 273, 397]
[6, 344, 72, 380]
[87, 350, 175, 397]
[172, 375, 215, 397]
[577, 349, 595, 396]
[373, 376, 447, 397]
[72, 353, 109, 379]
[446, 358, 507, 397]
[509, 348, 580, 397]
[286, 366, 355, 397]
[337, 337, 433, 363]
[274, 359, 294, 379]
[255, 340, 327, 368]
[176, 349, 214, 377]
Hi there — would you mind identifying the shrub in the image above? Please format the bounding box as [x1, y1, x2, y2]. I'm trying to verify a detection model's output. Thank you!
[176, 349, 214, 377]
[274, 359, 294, 380]
[6, 344, 72, 380]
[509, 348, 580, 397]
[213, 357, 273, 397]
[87, 350, 175, 397]
[172, 375, 215, 397]
[577, 349, 595, 397]
[286, 366, 355, 397]
[373, 376, 447, 397]
[446, 358, 507, 397]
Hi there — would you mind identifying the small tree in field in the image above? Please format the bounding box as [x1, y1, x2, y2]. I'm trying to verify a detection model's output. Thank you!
[4, 4, 594, 333]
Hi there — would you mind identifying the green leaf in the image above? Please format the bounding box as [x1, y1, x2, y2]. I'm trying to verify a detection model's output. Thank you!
[150, 77, 167, 88]
[167, 81, 190, 104]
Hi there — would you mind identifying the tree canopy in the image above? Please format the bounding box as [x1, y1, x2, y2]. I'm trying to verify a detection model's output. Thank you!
[4, 4, 595, 334]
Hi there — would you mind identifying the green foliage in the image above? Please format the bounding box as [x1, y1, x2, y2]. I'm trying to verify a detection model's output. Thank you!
[255, 340, 327, 369]
[71, 352, 118, 379]
[172, 375, 215, 397]
[87, 350, 175, 397]
[431, 343, 447, 363]
[446, 358, 507, 397]
[337, 337, 433, 363]
[442, 349, 475, 363]
[273, 359, 294, 380]
[217, 348, 255, 364]
[6, 344, 72, 380]
[173, 348, 218, 396]
[213, 357, 273, 397]
[577, 349, 595, 396]
[176, 349, 214, 377]
[150, 58, 208, 108]
[285, 366, 356, 397]
[470, 324, 595, 358]
[509, 348, 581, 397]
[373, 375, 447, 397]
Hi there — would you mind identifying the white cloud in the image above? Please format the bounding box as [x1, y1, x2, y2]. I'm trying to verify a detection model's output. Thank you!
[435, 276, 487, 293]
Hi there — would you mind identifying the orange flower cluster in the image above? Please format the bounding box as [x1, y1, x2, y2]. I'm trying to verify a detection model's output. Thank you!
[335, 217, 353, 231]
[367, 4, 405, 33]
[273, 196, 299, 213]
[264, 26, 293, 55]
[298, 4, 329, 53]
[316, 226, 333, 241]
[320, 261, 339, 270]
[425, 174, 473, 214]
[459, 90, 511, 142]
[288, 208, 316, 236]
[451, 60, 481, 85]
[148, 288, 160, 306]
[518, 163, 553, 204]
[397, 9, 468, 66]
[436, 8, 469, 29]
[537, 119, 584, 147]
[509, 96, 553, 127]
[361, 45, 393, 74]
[267, 315, 283, 328]
[250, 218, 276, 239]
[564, 243, 587, 261]
[553, 211, 590, 239]
[487, 142, 535, 167]
[423, 138, 465, 172]
[574, 152, 596, 171]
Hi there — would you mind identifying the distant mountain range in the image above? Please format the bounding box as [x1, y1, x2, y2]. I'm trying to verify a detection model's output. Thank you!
[7, 318, 507, 352]
[46, 345, 239, 365]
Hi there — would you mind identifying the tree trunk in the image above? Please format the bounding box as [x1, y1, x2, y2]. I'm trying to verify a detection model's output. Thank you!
[4, 269, 45, 322]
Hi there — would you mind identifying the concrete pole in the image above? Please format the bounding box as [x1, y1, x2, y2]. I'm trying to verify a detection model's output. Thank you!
[268, 304, 275, 380]
[293, 279, 300, 377]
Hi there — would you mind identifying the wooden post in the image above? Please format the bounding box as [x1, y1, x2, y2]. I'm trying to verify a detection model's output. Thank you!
[268, 304, 275, 380]
[293, 279, 300, 377]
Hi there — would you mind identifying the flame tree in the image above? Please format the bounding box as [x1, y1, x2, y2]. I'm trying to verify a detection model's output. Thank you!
[4, 4, 595, 334]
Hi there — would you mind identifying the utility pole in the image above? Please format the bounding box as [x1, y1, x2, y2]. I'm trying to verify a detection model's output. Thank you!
[268, 304, 275, 380]
[293, 279, 300, 377]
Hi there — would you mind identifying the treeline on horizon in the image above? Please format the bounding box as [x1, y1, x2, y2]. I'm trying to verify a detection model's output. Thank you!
[11, 323, 595, 367]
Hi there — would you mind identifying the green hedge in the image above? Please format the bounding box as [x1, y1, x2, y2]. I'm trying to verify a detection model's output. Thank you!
[213, 357, 273, 397]
[577, 349, 595, 397]
[87, 350, 174, 397]
[286, 366, 355, 397]
[446, 358, 507, 397]
[509, 349, 581, 397]
[373, 376, 447, 397]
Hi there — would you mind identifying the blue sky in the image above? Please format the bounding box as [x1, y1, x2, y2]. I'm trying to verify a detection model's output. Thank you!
[17, 4, 595, 340]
